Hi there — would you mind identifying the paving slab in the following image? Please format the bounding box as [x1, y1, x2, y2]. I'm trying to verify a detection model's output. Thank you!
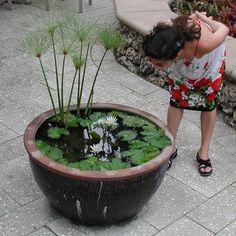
[0, 153, 8, 165]
[91, 44, 118, 62]
[124, 79, 160, 96]
[0, 136, 27, 161]
[0, 22, 22, 36]
[143, 91, 193, 130]
[1, 54, 40, 73]
[212, 117, 236, 138]
[84, 73, 151, 108]
[155, 216, 214, 236]
[0, 84, 54, 134]
[187, 186, 236, 233]
[100, 60, 138, 78]
[27, 226, 57, 236]
[182, 109, 229, 128]
[0, 122, 18, 144]
[0, 103, 49, 135]
[216, 220, 236, 236]
[0, 4, 43, 30]
[182, 109, 201, 127]
[138, 100, 169, 123]
[168, 146, 236, 198]
[0, 157, 43, 205]
[144, 88, 170, 106]
[47, 218, 86, 235]
[0, 189, 19, 218]
[140, 175, 207, 230]
[0, 197, 59, 236]
[215, 133, 236, 154]
[175, 123, 221, 155]
[0, 46, 22, 59]
[112, 72, 148, 87]
[47, 216, 159, 236]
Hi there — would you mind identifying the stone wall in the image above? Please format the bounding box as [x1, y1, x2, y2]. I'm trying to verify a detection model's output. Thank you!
[115, 25, 168, 89]
[115, 25, 236, 129]
[219, 79, 236, 128]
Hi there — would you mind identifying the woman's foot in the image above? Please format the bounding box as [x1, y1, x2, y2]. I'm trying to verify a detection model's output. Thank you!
[167, 148, 177, 170]
[196, 152, 212, 176]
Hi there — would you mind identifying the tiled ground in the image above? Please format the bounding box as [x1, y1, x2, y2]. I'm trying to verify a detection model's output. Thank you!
[0, 0, 236, 235]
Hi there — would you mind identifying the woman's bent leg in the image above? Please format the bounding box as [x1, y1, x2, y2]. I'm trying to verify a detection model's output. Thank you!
[166, 105, 183, 169]
[199, 108, 217, 157]
[167, 105, 183, 140]
[198, 108, 217, 173]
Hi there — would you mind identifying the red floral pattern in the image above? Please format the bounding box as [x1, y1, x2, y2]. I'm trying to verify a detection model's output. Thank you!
[179, 84, 189, 92]
[167, 59, 225, 111]
[184, 61, 191, 67]
[194, 78, 210, 88]
[204, 62, 209, 70]
[180, 100, 189, 108]
[206, 93, 216, 101]
[171, 90, 182, 101]
[166, 45, 226, 111]
[211, 78, 222, 91]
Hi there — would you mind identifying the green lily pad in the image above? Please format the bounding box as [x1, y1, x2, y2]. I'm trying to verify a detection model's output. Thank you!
[47, 127, 69, 139]
[123, 115, 146, 127]
[117, 130, 137, 142]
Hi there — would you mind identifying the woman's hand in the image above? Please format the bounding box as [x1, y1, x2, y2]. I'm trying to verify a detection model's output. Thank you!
[195, 10, 228, 33]
[195, 11, 213, 22]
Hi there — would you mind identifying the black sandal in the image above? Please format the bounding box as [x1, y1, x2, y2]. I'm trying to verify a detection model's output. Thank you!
[196, 153, 212, 177]
[167, 149, 177, 170]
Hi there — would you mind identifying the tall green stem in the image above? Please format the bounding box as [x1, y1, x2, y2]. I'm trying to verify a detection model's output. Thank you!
[88, 93, 94, 116]
[85, 49, 108, 116]
[76, 41, 83, 116]
[39, 57, 57, 116]
[61, 54, 66, 121]
[78, 43, 90, 116]
[77, 69, 81, 116]
[51, 35, 62, 119]
[66, 69, 78, 114]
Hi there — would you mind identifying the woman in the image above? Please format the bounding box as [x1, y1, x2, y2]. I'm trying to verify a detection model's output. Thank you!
[142, 11, 229, 176]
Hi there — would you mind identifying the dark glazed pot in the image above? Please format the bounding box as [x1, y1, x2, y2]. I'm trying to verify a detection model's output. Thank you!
[24, 103, 174, 225]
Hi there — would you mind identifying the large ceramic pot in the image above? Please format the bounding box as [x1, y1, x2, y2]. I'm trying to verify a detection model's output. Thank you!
[24, 103, 174, 225]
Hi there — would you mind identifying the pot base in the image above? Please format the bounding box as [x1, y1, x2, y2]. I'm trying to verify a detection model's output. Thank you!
[30, 158, 168, 225]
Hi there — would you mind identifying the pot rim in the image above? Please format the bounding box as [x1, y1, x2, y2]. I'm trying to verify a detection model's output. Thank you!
[24, 103, 174, 181]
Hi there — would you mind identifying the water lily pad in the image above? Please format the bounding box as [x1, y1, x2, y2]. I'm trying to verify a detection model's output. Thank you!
[117, 130, 137, 141]
[47, 127, 69, 139]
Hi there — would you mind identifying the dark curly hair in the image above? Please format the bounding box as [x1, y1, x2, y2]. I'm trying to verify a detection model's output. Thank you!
[142, 16, 201, 60]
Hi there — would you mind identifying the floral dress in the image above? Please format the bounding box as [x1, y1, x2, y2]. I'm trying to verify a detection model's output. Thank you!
[166, 43, 226, 111]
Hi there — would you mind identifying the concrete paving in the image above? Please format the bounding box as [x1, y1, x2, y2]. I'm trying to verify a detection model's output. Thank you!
[0, 0, 236, 235]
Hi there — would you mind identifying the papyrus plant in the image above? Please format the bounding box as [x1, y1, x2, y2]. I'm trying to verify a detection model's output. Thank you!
[22, 14, 123, 124]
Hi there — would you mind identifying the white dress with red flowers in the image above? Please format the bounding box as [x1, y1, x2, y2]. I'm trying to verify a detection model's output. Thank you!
[166, 43, 226, 111]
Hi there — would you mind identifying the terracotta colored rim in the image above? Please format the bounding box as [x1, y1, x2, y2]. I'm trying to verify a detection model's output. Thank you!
[24, 103, 174, 181]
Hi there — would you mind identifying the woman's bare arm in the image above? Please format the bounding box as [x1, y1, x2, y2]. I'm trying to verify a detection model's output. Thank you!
[195, 11, 229, 53]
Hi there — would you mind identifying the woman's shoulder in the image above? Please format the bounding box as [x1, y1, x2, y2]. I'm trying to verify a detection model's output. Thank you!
[195, 22, 214, 56]
[195, 45, 225, 60]
[197, 21, 228, 55]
